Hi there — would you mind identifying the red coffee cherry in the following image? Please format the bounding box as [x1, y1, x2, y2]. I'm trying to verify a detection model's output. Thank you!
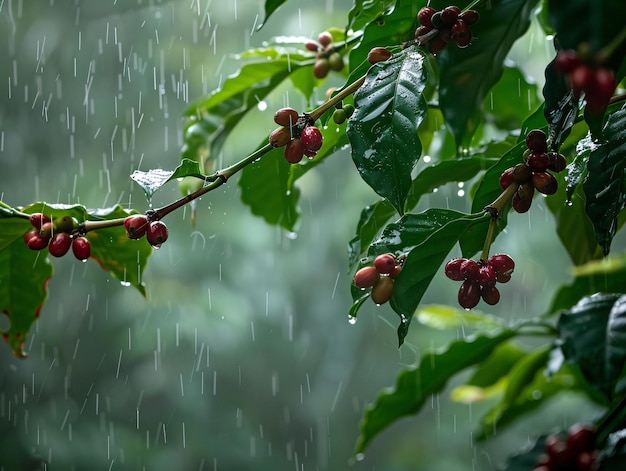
[460, 258, 480, 281]
[445, 258, 466, 281]
[417, 6, 437, 28]
[26, 232, 49, 251]
[313, 58, 330, 79]
[124, 215, 149, 239]
[526, 152, 549, 172]
[440, 6, 460, 25]
[451, 20, 472, 48]
[478, 263, 496, 287]
[49, 232, 72, 257]
[428, 35, 448, 54]
[488, 254, 515, 279]
[72, 236, 91, 261]
[458, 9, 480, 25]
[525, 129, 548, 153]
[512, 192, 532, 213]
[354, 266, 380, 289]
[305, 41, 320, 52]
[39, 222, 55, 240]
[390, 264, 403, 279]
[458, 280, 481, 309]
[273, 107, 299, 127]
[499, 167, 516, 189]
[29, 213, 51, 230]
[532, 172, 558, 195]
[146, 221, 169, 247]
[23, 229, 39, 245]
[371, 276, 394, 305]
[547, 152, 567, 172]
[317, 31, 333, 48]
[300, 126, 323, 153]
[367, 47, 392, 64]
[284, 138, 305, 164]
[570, 65, 594, 93]
[512, 163, 532, 182]
[566, 423, 596, 451]
[374, 253, 396, 275]
[481, 285, 500, 305]
[555, 49, 580, 73]
[415, 25, 432, 40]
[269, 126, 292, 148]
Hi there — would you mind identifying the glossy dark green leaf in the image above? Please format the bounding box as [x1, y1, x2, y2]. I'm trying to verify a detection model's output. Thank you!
[504, 434, 550, 471]
[437, 0, 539, 147]
[389, 211, 489, 345]
[583, 106, 626, 256]
[599, 429, 626, 470]
[542, 57, 579, 150]
[131, 159, 206, 198]
[347, 200, 396, 269]
[348, 47, 429, 214]
[355, 328, 516, 453]
[460, 141, 527, 257]
[565, 132, 594, 198]
[518, 104, 548, 144]
[238, 146, 300, 232]
[258, 0, 287, 30]
[558, 293, 626, 398]
[347, 0, 395, 32]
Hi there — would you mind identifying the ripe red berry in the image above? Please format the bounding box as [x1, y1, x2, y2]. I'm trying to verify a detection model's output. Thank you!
[566, 423, 596, 451]
[460, 259, 480, 281]
[23, 229, 39, 245]
[555, 49, 580, 73]
[27, 232, 49, 251]
[440, 6, 460, 25]
[146, 221, 168, 247]
[458, 280, 481, 309]
[305, 41, 319, 52]
[371, 276, 394, 305]
[451, 20, 472, 48]
[49, 232, 72, 257]
[415, 25, 432, 40]
[547, 440, 576, 470]
[547, 152, 567, 173]
[512, 163, 532, 182]
[284, 138, 305, 164]
[29, 213, 51, 230]
[374, 253, 396, 274]
[512, 191, 532, 213]
[269, 126, 291, 148]
[576, 451, 597, 470]
[273, 107, 299, 127]
[124, 215, 149, 239]
[300, 126, 323, 153]
[428, 35, 448, 54]
[481, 285, 500, 305]
[72, 236, 91, 261]
[444, 258, 466, 281]
[499, 167, 516, 190]
[458, 9, 480, 25]
[317, 31, 333, 48]
[488, 254, 515, 279]
[313, 58, 330, 79]
[354, 266, 380, 289]
[328, 52, 344, 71]
[478, 264, 496, 287]
[367, 47, 392, 65]
[39, 222, 55, 240]
[527, 153, 549, 172]
[570, 65, 594, 93]
[532, 172, 558, 195]
[390, 264, 403, 279]
[525, 129, 548, 153]
[417, 6, 437, 28]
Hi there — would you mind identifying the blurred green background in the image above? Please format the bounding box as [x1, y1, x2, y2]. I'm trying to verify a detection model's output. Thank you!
[0, 1, 615, 470]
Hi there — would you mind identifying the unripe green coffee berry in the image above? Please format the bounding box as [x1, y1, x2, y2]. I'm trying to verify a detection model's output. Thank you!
[313, 58, 330, 79]
[332, 109, 347, 125]
[328, 52, 344, 71]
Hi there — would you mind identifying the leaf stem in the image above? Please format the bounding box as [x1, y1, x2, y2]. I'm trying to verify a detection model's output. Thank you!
[484, 182, 519, 217]
[479, 216, 498, 261]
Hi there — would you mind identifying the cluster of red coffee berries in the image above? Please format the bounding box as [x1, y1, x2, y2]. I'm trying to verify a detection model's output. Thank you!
[499, 129, 566, 213]
[415, 6, 480, 54]
[555, 48, 616, 113]
[444, 254, 514, 309]
[305, 31, 345, 79]
[23, 213, 91, 260]
[533, 423, 598, 471]
[269, 107, 323, 163]
[353, 253, 404, 305]
[124, 214, 168, 248]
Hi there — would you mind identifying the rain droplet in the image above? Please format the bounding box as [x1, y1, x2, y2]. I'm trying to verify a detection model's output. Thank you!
[355, 453, 365, 461]
[120, 281, 131, 287]
[285, 232, 297, 240]
[152, 244, 162, 250]
[348, 316, 357, 325]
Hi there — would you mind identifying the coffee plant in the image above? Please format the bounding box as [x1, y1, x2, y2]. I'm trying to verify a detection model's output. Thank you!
[1, 0, 626, 468]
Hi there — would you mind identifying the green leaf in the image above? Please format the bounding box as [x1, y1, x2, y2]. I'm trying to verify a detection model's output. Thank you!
[257, 0, 287, 30]
[0, 216, 52, 357]
[347, 0, 395, 32]
[131, 159, 206, 198]
[504, 434, 551, 471]
[355, 328, 516, 453]
[548, 255, 626, 315]
[389, 211, 490, 345]
[565, 132, 595, 198]
[558, 293, 626, 398]
[347, 200, 396, 269]
[414, 304, 506, 331]
[463, 341, 526, 389]
[542, 57, 579, 150]
[437, 0, 539, 147]
[583, 106, 626, 256]
[239, 146, 300, 232]
[348, 47, 429, 213]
